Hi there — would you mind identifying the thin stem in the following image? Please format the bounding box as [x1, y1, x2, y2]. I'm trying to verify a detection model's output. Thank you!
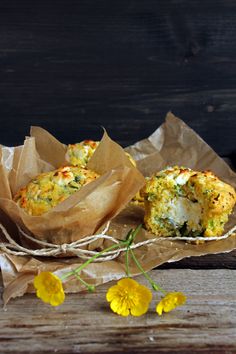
[73, 272, 95, 292]
[129, 224, 143, 244]
[130, 249, 166, 294]
[125, 246, 130, 277]
[61, 225, 143, 282]
[61, 242, 123, 281]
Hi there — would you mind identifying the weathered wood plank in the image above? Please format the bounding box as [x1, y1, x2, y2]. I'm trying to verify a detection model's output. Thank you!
[0, 269, 235, 353]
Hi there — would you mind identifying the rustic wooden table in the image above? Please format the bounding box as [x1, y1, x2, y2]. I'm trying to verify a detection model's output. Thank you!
[1, 0, 236, 352]
[1, 251, 236, 354]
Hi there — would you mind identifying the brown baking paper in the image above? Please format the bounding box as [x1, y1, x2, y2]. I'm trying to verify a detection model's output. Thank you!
[1, 112, 236, 305]
[0, 128, 145, 245]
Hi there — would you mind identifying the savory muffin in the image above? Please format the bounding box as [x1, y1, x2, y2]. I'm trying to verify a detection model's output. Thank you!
[14, 166, 100, 216]
[131, 187, 146, 207]
[66, 140, 99, 167]
[66, 140, 136, 167]
[142, 166, 236, 238]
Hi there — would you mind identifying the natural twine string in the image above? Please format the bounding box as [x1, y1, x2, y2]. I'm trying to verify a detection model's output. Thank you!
[0, 222, 236, 262]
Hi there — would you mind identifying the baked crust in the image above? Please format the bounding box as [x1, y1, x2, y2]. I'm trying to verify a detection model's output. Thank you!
[14, 166, 99, 216]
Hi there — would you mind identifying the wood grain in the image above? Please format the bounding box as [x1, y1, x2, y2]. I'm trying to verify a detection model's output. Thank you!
[0, 1, 236, 162]
[0, 269, 236, 353]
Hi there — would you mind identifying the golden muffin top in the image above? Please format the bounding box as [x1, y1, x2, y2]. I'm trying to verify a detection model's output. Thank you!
[66, 140, 99, 167]
[14, 166, 100, 216]
[66, 139, 136, 167]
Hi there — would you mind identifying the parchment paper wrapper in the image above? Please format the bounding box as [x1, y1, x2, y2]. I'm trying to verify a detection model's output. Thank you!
[0, 128, 145, 246]
[1, 112, 236, 305]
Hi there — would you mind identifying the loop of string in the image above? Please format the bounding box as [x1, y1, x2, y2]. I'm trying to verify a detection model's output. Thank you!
[0, 222, 236, 262]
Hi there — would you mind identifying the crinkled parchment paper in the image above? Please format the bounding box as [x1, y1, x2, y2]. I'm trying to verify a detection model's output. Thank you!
[1, 112, 236, 305]
[0, 128, 144, 245]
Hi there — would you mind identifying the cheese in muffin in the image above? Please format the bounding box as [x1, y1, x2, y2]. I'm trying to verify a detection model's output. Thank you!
[14, 166, 100, 216]
[66, 140, 136, 167]
[142, 166, 236, 238]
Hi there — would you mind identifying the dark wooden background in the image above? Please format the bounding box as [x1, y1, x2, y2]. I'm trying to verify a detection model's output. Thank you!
[1, 0, 236, 165]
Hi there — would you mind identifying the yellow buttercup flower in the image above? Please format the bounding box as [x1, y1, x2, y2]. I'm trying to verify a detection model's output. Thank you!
[106, 278, 152, 317]
[33, 271, 65, 306]
[156, 292, 186, 316]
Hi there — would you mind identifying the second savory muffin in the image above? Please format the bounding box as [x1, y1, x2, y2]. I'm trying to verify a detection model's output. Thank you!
[66, 139, 136, 167]
[66, 140, 99, 167]
[14, 166, 100, 216]
[142, 166, 236, 238]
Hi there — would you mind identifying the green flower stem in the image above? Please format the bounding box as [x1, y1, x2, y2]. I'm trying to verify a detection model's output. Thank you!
[73, 272, 95, 292]
[125, 246, 130, 277]
[127, 224, 143, 245]
[125, 224, 142, 278]
[60, 225, 144, 290]
[61, 242, 123, 281]
[130, 249, 166, 294]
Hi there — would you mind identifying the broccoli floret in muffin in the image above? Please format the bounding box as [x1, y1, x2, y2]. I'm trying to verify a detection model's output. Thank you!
[14, 166, 100, 216]
[141, 166, 236, 238]
[66, 140, 136, 167]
